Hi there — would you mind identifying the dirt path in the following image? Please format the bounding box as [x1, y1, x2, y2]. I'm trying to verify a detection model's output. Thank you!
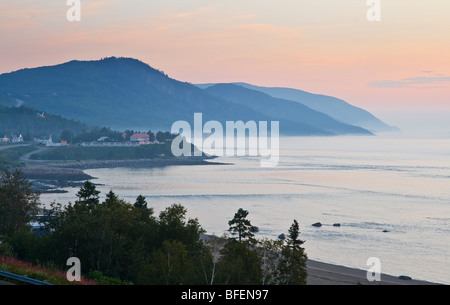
[19, 146, 50, 163]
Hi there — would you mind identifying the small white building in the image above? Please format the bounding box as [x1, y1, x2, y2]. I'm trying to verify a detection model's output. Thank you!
[45, 135, 63, 147]
[12, 134, 24, 143]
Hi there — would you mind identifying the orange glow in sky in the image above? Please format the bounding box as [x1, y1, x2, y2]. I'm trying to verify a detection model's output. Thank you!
[1, 0, 449, 122]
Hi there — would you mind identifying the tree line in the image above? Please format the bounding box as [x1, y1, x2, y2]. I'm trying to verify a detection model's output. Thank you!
[0, 170, 307, 285]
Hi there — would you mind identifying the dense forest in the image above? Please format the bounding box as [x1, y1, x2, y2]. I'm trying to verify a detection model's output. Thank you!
[0, 170, 308, 285]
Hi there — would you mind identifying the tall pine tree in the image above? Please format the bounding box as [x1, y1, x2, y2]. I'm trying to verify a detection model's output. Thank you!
[228, 208, 255, 243]
[279, 219, 308, 285]
[76, 181, 100, 207]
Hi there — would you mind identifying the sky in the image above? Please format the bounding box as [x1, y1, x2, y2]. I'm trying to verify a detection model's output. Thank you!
[1, 0, 449, 133]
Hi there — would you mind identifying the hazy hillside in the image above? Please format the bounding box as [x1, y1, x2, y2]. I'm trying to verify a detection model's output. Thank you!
[0, 57, 373, 136]
[204, 84, 372, 136]
[0, 106, 88, 138]
[198, 82, 397, 133]
[232, 83, 398, 133]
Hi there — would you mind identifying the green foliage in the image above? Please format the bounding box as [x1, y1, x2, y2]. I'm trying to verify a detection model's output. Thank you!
[216, 240, 262, 285]
[0, 105, 88, 139]
[218, 215, 308, 285]
[0, 145, 38, 171]
[73, 127, 125, 143]
[144, 240, 192, 285]
[288, 219, 305, 250]
[134, 195, 148, 209]
[0, 240, 16, 257]
[87, 269, 133, 285]
[158, 204, 205, 247]
[2, 175, 308, 285]
[278, 220, 308, 285]
[75, 181, 100, 206]
[156, 131, 177, 143]
[0, 170, 40, 236]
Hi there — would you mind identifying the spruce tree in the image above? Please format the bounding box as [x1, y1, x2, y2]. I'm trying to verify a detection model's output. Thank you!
[134, 195, 147, 209]
[279, 219, 308, 285]
[228, 208, 254, 243]
[76, 181, 100, 206]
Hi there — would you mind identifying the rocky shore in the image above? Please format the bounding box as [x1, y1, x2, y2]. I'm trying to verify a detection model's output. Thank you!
[20, 166, 95, 194]
[51, 156, 224, 170]
[21, 166, 94, 181]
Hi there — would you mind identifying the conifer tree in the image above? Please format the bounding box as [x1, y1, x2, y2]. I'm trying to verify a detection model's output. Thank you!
[134, 195, 147, 209]
[228, 208, 254, 243]
[76, 181, 100, 206]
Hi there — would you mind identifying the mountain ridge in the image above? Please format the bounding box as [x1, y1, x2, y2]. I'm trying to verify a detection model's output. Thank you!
[203, 83, 372, 136]
[0, 57, 375, 136]
[197, 82, 397, 133]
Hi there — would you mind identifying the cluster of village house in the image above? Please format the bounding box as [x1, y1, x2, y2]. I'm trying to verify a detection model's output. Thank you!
[1, 132, 157, 147]
[80, 133, 155, 147]
[31, 132, 155, 147]
[0, 134, 24, 144]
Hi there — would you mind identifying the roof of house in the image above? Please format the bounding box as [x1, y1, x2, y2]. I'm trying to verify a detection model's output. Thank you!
[131, 133, 150, 138]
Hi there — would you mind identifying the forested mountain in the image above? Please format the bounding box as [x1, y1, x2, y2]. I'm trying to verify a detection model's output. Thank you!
[0, 57, 373, 136]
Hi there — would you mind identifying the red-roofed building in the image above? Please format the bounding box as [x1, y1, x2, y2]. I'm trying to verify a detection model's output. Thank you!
[130, 133, 150, 145]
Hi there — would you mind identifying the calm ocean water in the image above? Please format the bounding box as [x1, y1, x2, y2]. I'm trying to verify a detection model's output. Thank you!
[41, 135, 450, 284]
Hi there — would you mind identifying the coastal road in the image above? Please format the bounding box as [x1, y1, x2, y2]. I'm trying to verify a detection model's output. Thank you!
[19, 146, 50, 163]
[0, 143, 48, 163]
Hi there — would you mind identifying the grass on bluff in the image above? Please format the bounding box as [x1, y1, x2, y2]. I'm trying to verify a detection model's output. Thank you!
[29, 142, 175, 161]
[0, 145, 38, 170]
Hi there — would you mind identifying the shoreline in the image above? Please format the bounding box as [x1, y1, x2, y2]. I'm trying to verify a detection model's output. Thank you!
[51, 156, 228, 170]
[18, 157, 230, 193]
[13, 158, 445, 285]
[199, 234, 443, 285]
[306, 259, 443, 285]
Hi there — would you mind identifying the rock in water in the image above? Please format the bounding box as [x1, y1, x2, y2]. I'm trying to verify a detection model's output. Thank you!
[398, 275, 412, 281]
[311, 222, 322, 227]
[251, 226, 259, 233]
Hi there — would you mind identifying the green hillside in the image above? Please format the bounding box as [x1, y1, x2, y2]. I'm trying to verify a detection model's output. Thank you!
[0, 106, 88, 139]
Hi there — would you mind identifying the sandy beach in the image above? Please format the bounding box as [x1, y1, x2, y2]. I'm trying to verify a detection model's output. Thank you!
[306, 260, 441, 285]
